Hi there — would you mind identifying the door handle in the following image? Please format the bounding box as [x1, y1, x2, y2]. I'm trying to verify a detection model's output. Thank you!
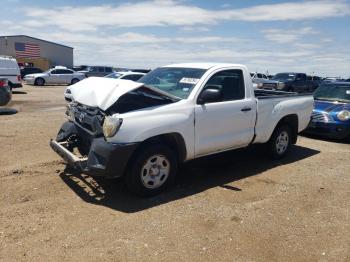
[241, 107, 252, 112]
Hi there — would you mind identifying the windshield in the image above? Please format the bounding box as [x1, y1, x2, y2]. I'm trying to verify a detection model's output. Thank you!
[272, 73, 296, 81]
[137, 67, 206, 99]
[314, 84, 350, 103]
[105, 72, 122, 79]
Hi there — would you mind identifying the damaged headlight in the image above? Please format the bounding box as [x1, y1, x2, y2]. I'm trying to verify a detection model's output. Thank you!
[103, 117, 123, 138]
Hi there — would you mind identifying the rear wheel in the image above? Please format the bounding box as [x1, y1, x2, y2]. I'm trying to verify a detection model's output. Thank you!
[71, 78, 79, 85]
[125, 144, 177, 196]
[35, 78, 45, 86]
[267, 125, 292, 159]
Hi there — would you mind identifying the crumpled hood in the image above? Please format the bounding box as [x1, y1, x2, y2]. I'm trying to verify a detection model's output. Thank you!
[69, 77, 144, 111]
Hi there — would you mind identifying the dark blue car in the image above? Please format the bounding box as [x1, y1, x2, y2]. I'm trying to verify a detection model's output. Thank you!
[305, 82, 350, 140]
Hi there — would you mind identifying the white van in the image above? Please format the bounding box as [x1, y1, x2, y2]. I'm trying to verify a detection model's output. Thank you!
[0, 56, 22, 88]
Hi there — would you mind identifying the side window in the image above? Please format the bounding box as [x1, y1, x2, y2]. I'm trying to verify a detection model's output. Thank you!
[122, 74, 143, 81]
[98, 67, 105, 73]
[263, 74, 268, 79]
[58, 69, 73, 74]
[203, 69, 245, 102]
[90, 67, 98, 72]
[105, 67, 112, 73]
[51, 70, 59, 74]
[297, 74, 306, 81]
[257, 73, 262, 78]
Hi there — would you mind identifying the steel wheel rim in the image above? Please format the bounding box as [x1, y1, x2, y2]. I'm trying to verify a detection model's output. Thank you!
[276, 131, 289, 155]
[141, 154, 170, 189]
[37, 79, 43, 85]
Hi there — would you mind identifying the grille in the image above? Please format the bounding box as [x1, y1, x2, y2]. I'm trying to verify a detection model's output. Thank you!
[69, 104, 104, 134]
[311, 111, 335, 123]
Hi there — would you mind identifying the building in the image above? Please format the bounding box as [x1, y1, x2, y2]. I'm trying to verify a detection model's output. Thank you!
[0, 35, 73, 70]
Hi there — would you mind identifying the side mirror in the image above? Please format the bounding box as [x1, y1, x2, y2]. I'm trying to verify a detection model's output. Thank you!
[198, 87, 223, 104]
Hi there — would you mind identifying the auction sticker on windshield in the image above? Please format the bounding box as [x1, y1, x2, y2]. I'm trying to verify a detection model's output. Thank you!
[179, 77, 200, 85]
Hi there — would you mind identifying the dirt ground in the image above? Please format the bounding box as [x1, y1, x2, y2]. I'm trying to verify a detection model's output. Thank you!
[0, 84, 349, 262]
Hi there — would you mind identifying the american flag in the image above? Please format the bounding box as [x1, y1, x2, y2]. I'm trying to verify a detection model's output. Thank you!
[14, 42, 40, 58]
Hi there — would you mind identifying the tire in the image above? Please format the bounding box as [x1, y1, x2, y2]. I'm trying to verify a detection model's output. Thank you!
[71, 78, 79, 85]
[267, 125, 292, 159]
[125, 144, 177, 196]
[56, 128, 89, 156]
[35, 78, 45, 86]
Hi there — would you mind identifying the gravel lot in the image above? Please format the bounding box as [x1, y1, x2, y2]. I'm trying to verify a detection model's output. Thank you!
[1, 84, 349, 261]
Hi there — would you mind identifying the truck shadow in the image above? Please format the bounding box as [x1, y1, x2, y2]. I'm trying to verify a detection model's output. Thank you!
[59, 145, 319, 213]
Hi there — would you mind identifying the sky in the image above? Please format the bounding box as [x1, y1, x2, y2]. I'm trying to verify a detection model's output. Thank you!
[1, 0, 350, 77]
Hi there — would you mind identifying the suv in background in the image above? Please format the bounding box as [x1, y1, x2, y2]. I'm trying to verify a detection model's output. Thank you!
[20, 67, 43, 79]
[0, 56, 22, 89]
[250, 72, 269, 88]
[79, 66, 114, 77]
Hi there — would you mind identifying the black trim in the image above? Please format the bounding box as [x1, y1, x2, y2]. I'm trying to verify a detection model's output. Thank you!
[86, 138, 139, 178]
[255, 89, 312, 99]
[8, 82, 22, 88]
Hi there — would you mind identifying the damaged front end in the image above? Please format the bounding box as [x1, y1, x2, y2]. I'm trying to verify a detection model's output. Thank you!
[50, 80, 177, 178]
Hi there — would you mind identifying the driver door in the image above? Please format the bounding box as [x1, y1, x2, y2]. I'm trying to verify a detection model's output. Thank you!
[194, 69, 256, 157]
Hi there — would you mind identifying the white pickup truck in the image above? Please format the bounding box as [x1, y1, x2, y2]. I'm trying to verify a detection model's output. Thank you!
[50, 63, 313, 196]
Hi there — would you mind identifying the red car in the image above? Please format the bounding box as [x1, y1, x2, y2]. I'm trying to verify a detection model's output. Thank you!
[0, 78, 11, 106]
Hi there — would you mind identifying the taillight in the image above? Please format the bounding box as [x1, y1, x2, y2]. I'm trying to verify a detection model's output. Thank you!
[17, 75, 21, 81]
[0, 79, 8, 87]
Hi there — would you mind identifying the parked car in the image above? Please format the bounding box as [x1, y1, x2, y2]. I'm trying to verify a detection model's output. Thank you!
[250, 72, 270, 88]
[78, 66, 114, 77]
[105, 71, 146, 81]
[0, 78, 11, 106]
[260, 72, 313, 93]
[307, 75, 323, 91]
[50, 63, 314, 196]
[20, 67, 43, 79]
[24, 66, 85, 86]
[64, 71, 146, 102]
[0, 56, 22, 89]
[304, 82, 350, 140]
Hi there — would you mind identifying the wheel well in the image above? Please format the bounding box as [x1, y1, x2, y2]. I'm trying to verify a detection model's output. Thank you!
[136, 133, 187, 163]
[275, 114, 299, 144]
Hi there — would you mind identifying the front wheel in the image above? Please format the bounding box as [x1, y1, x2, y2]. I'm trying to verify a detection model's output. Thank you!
[267, 125, 292, 159]
[35, 78, 45, 86]
[125, 144, 177, 196]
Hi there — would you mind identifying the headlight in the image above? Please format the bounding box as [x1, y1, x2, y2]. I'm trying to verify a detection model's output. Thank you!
[103, 117, 123, 138]
[277, 82, 286, 90]
[257, 83, 263, 88]
[337, 110, 350, 121]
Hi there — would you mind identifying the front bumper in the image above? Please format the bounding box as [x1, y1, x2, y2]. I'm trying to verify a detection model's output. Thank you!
[304, 121, 350, 140]
[50, 137, 139, 178]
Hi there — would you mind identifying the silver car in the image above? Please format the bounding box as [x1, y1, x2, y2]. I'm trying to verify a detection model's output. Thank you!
[24, 67, 86, 86]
